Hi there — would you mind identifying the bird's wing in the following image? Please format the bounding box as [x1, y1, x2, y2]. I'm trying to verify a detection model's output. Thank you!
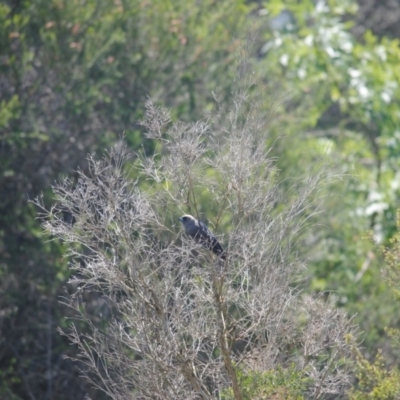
[197, 221, 224, 256]
[197, 221, 215, 241]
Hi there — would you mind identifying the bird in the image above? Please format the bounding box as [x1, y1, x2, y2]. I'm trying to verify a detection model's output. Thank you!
[179, 214, 226, 259]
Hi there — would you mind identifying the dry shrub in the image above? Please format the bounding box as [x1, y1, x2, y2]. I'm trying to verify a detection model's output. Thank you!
[35, 48, 356, 400]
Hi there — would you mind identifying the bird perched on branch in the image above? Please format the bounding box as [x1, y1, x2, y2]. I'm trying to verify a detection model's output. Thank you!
[179, 214, 226, 259]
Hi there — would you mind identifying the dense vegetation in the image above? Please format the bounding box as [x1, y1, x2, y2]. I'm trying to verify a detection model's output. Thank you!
[1, 0, 400, 398]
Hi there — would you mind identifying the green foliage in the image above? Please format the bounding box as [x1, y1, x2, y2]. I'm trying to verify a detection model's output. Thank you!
[347, 208, 400, 398]
[349, 349, 400, 400]
[382, 210, 400, 298]
[252, 0, 400, 359]
[221, 365, 310, 400]
[0, 95, 20, 130]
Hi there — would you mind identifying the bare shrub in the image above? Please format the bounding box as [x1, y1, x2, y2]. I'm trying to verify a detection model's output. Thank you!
[35, 51, 356, 400]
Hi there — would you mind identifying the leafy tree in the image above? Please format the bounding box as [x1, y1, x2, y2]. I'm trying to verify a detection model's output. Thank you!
[348, 211, 400, 399]
[254, 0, 400, 358]
[0, 0, 250, 398]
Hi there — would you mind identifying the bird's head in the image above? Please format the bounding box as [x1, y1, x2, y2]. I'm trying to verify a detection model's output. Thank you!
[178, 214, 196, 226]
